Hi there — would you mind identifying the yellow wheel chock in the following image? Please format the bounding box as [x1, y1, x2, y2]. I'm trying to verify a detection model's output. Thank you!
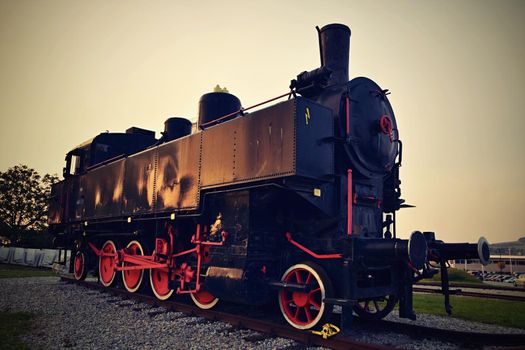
[311, 323, 340, 339]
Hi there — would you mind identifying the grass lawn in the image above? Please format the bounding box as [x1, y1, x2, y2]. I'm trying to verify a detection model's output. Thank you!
[413, 293, 525, 330]
[0, 311, 34, 349]
[0, 264, 56, 279]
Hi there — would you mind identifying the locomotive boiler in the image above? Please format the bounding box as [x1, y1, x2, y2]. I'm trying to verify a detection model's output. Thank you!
[48, 23, 490, 330]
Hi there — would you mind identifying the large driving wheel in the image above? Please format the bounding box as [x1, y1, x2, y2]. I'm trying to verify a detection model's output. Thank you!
[278, 262, 333, 330]
[149, 253, 174, 300]
[191, 288, 219, 310]
[122, 240, 145, 293]
[73, 251, 87, 281]
[99, 240, 117, 287]
[353, 294, 398, 320]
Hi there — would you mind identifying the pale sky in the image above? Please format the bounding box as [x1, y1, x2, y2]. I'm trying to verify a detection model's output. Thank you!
[1, 0, 524, 244]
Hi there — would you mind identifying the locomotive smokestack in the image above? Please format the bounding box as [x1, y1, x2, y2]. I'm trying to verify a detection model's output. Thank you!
[290, 24, 351, 96]
[318, 23, 351, 86]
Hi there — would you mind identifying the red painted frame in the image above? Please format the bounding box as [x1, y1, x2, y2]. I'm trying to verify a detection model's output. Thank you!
[347, 168, 352, 236]
[87, 223, 227, 293]
[285, 232, 342, 259]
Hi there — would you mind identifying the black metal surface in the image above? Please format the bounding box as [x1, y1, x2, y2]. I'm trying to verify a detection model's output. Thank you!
[233, 101, 297, 183]
[71, 132, 157, 173]
[162, 117, 192, 142]
[122, 148, 156, 215]
[198, 92, 241, 129]
[428, 238, 490, 265]
[200, 97, 334, 189]
[82, 159, 125, 219]
[295, 98, 334, 179]
[346, 77, 398, 176]
[318, 24, 350, 86]
[125, 126, 155, 138]
[48, 180, 66, 225]
[156, 134, 201, 211]
[439, 258, 452, 315]
[356, 233, 427, 270]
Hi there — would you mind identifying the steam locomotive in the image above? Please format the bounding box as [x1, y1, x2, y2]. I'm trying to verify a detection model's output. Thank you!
[48, 23, 490, 330]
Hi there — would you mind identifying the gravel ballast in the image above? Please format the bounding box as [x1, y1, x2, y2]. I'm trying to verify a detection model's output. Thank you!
[0, 276, 523, 349]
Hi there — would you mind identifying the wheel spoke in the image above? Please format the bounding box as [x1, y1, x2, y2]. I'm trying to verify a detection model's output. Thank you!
[373, 300, 380, 312]
[310, 299, 321, 309]
[304, 307, 313, 323]
[354, 295, 397, 320]
[364, 300, 371, 312]
[294, 306, 301, 319]
[294, 270, 302, 284]
[306, 272, 312, 284]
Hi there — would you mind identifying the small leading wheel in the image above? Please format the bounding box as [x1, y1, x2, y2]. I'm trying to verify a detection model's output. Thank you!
[353, 294, 398, 320]
[122, 240, 145, 293]
[149, 253, 174, 300]
[99, 240, 118, 287]
[278, 262, 333, 330]
[191, 287, 219, 310]
[73, 251, 87, 281]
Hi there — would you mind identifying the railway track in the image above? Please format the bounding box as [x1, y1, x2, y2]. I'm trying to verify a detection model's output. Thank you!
[417, 281, 524, 292]
[61, 276, 525, 349]
[60, 276, 391, 350]
[413, 285, 525, 302]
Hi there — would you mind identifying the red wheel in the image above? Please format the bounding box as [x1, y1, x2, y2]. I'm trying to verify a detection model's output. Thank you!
[149, 252, 174, 300]
[278, 262, 333, 330]
[122, 240, 145, 293]
[99, 240, 117, 287]
[191, 288, 219, 309]
[73, 251, 87, 281]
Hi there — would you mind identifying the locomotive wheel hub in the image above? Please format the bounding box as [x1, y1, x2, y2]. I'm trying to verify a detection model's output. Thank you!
[292, 291, 309, 308]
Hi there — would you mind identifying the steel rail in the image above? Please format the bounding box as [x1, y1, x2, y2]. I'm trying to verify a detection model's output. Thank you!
[413, 286, 525, 302]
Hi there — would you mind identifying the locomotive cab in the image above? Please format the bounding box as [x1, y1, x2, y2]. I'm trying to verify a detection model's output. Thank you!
[64, 128, 157, 178]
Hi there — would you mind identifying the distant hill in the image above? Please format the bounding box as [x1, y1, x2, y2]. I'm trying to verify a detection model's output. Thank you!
[490, 237, 525, 255]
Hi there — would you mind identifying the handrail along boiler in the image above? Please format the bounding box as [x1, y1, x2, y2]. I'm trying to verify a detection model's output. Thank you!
[48, 24, 490, 330]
